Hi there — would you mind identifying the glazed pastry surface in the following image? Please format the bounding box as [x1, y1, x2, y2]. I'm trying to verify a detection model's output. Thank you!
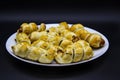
[12, 22, 105, 64]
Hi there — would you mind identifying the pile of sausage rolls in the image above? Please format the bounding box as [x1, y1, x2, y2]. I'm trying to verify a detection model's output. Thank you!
[12, 22, 105, 64]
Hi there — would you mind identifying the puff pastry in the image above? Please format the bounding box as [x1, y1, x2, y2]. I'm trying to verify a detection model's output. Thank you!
[12, 42, 30, 58]
[30, 31, 48, 42]
[75, 40, 93, 60]
[27, 47, 43, 61]
[38, 23, 46, 32]
[55, 46, 73, 63]
[11, 22, 105, 64]
[16, 32, 31, 44]
[18, 22, 38, 34]
[70, 24, 105, 48]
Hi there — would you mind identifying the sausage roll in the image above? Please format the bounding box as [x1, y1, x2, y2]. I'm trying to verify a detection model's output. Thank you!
[76, 40, 93, 60]
[12, 42, 30, 58]
[55, 46, 73, 64]
[59, 22, 69, 30]
[48, 36, 63, 46]
[11, 22, 105, 64]
[59, 38, 73, 48]
[31, 39, 49, 49]
[38, 23, 46, 32]
[70, 23, 84, 32]
[86, 33, 105, 48]
[16, 32, 31, 44]
[30, 31, 48, 42]
[18, 22, 38, 34]
[72, 44, 84, 62]
[38, 49, 54, 63]
[61, 30, 79, 42]
[27, 47, 44, 61]
[71, 24, 105, 48]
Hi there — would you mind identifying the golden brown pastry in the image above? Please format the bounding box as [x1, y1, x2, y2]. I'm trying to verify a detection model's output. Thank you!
[48, 36, 63, 46]
[30, 31, 48, 42]
[16, 32, 31, 44]
[27, 45, 55, 63]
[76, 40, 93, 60]
[48, 27, 57, 32]
[31, 39, 49, 49]
[55, 46, 73, 64]
[59, 22, 69, 30]
[27, 47, 43, 61]
[59, 29, 70, 37]
[37, 23, 46, 32]
[11, 22, 105, 64]
[26, 46, 54, 63]
[86, 33, 105, 48]
[18, 22, 38, 34]
[59, 38, 73, 48]
[47, 32, 59, 37]
[61, 30, 79, 42]
[70, 23, 84, 32]
[12, 42, 30, 58]
[72, 43, 84, 62]
[54, 22, 70, 34]
[70, 24, 105, 48]
[38, 48, 55, 63]
[75, 29, 91, 40]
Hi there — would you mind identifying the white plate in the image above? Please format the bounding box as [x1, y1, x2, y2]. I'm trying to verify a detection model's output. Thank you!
[6, 24, 109, 66]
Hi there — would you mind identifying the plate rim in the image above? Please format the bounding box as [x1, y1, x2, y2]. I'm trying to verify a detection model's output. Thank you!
[5, 23, 109, 66]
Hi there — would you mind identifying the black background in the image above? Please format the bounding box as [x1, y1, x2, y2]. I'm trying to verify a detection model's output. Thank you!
[0, 0, 120, 80]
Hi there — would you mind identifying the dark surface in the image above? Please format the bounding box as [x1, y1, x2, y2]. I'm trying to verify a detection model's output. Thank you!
[0, 1, 120, 80]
